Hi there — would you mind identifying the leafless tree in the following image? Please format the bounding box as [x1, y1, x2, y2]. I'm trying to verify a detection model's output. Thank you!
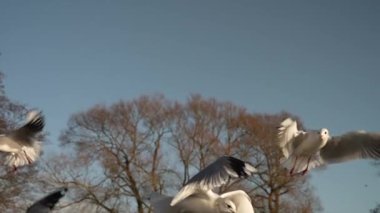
[167, 95, 249, 187]
[41, 93, 323, 213]
[52, 95, 173, 213]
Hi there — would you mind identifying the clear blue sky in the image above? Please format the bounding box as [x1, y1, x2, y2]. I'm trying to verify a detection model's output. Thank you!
[0, 1, 379, 212]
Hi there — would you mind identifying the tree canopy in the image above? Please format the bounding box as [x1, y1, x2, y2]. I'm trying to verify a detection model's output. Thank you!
[0, 72, 323, 213]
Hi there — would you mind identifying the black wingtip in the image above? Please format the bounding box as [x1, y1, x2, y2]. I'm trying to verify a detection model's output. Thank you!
[25, 111, 45, 132]
[226, 156, 254, 178]
[26, 188, 68, 213]
[39, 188, 68, 209]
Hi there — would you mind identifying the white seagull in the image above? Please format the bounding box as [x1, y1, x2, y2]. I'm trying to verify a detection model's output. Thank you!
[26, 188, 67, 213]
[0, 110, 44, 170]
[150, 156, 256, 213]
[278, 118, 380, 175]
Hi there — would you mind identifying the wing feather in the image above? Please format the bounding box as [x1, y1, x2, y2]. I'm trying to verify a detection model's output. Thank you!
[11, 110, 44, 145]
[170, 156, 256, 206]
[278, 118, 302, 158]
[320, 132, 380, 164]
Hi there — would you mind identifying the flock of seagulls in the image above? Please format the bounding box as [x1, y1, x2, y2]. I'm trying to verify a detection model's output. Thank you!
[1, 110, 380, 212]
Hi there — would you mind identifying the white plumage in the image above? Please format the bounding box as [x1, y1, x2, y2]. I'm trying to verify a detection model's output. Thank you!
[278, 118, 380, 175]
[150, 156, 256, 213]
[0, 110, 44, 169]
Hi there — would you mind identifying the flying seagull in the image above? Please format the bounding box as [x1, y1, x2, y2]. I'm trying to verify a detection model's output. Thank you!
[26, 188, 67, 213]
[150, 156, 256, 213]
[278, 118, 380, 175]
[0, 110, 44, 170]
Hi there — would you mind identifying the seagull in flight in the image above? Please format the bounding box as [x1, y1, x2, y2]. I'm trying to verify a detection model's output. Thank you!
[150, 156, 256, 213]
[0, 110, 44, 170]
[26, 188, 67, 213]
[278, 118, 380, 175]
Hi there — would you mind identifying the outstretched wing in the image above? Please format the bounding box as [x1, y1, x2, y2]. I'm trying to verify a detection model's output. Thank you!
[170, 156, 256, 206]
[26, 188, 67, 213]
[320, 132, 380, 164]
[278, 118, 303, 158]
[12, 110, 45, 145]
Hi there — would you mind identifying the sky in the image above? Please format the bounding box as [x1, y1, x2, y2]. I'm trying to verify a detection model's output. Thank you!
[0, 0, 379, 212]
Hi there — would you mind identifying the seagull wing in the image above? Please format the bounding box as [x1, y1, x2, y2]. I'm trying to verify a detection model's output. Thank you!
[278, 118, 303, 158]
[26, 188, 67, 213]
[170, 156, 256, 206]
[320, 132, 380, 164]
[12, 111, 44, 145]
[220, 190, 254, 213]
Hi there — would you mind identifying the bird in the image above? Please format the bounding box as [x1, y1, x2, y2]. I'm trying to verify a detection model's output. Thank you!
[26, 188, 67, 213]
[0, 110, 44, 170]
[278, 118, 380, 175]
[150, 156, 256, 213]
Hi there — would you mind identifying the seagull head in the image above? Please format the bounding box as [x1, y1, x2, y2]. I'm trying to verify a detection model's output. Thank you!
[218, 199, 237, 213]
[320, 128, 330, 142]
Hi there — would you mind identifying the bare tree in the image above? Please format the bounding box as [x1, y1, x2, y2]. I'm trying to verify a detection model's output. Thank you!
[42, 94, 322, 213]
[51, 95, 173, 213]
[167, 95, 249, 187]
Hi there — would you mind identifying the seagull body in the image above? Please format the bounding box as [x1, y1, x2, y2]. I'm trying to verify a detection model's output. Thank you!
[0, 110, 44, 168]
[151, 190, 252, 213]
[278, 118, 380, 175]
[150, 156, 256, 213]
[26, 188, 67, 213]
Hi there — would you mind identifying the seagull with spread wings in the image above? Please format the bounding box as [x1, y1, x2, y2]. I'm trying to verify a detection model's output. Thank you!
[150, 156, 256, 213]
[0, 110, 44, 170]
[278, 118, 380, 175]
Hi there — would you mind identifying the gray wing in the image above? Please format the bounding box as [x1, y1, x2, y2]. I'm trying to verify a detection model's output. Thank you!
[11, 111, 44, 145]
[320, 132, 380, 164]
[170, 156, 256, 206]
[26, 188, 67, 213]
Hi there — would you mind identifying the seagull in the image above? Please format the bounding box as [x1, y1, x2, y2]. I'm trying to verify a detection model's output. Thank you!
[278, 118, 380, 175]
[0, 110, 44, 170]
[26, 188, 67, 213]
[150, 156, 256, 213]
